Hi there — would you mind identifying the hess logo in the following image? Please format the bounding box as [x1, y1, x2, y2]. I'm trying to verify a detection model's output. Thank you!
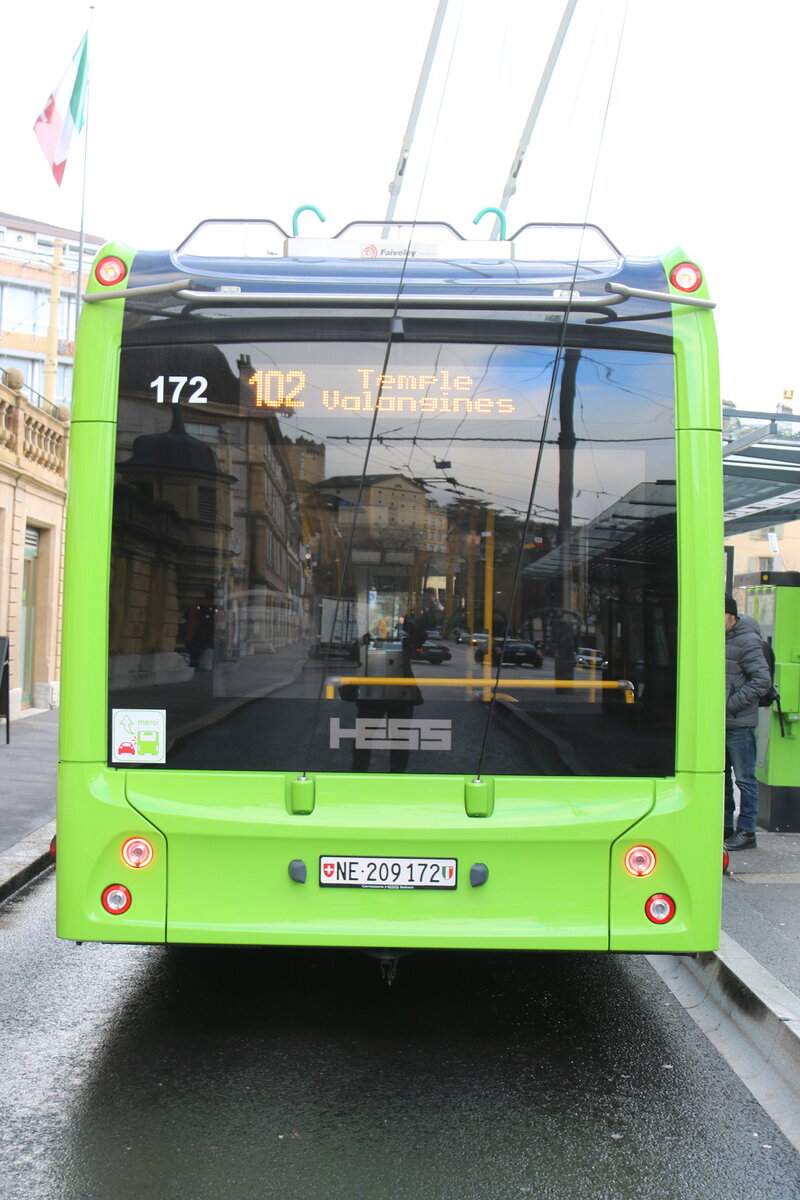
[330, 718, 451, 751]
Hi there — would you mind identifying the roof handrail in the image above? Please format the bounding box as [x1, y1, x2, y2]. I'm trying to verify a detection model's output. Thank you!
[291, 205, 326, 237]
[473, 208, 507, 240]
[175, 219, 290, 255]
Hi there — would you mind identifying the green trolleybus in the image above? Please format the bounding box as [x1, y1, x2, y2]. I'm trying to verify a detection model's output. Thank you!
[56, 218, 724, 955]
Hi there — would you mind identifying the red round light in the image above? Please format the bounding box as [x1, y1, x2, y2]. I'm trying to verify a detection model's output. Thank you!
[122, 837, 154, 869]
[95, 256, 127, 286]
[101, 884, 132, 914]
[645, 893, 676, 924]
[669, 261, 702, 293]
[624, 845, 657, 877]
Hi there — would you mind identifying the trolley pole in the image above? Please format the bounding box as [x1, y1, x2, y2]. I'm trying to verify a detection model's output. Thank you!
[385, 0, 449, 224]
[494, 0, 578, 237]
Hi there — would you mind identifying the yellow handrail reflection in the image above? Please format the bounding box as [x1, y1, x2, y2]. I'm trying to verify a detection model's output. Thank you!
[325, 676, 635, 703]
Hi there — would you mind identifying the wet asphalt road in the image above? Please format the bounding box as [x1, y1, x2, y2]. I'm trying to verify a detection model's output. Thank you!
[3, 873, 800, 1200]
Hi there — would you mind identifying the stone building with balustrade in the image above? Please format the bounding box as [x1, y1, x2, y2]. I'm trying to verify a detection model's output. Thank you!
[0, 366, 69, 715]
[0, 214, 104, 718]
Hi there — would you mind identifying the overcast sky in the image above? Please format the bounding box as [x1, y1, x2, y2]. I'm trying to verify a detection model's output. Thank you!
[3, 0, 798, 411]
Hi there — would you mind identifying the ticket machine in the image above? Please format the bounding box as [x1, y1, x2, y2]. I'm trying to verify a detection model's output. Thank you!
[742, 571, 800, 831]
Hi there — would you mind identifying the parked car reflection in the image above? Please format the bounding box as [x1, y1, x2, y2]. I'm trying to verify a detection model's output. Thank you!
[411, 640, 453, 665]
[574, 647, 608, 670]
[474, 639, 543, 668]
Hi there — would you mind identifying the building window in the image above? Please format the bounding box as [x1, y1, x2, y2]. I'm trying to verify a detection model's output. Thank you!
[37, 235, 77, 256]
[57, 294, 78, 341]
[55, 362, 73, 403]
[2, 285, 48, 336]
[750, 525, 784, 542]
[0, 355, 73, 405]
[198, 487, 217, 523]
[186, 422, 223, 445]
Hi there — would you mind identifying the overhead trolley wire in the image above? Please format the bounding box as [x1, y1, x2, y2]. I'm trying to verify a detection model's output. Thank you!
[473, 0, 630, 780]
[300, 2, 466, 774]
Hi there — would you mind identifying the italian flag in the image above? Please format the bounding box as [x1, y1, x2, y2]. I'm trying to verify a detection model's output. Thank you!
[33, 34, 89, 187]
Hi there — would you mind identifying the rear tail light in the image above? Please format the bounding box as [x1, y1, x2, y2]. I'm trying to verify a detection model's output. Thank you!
[95, 255, 127, 286]
[101, 884, 132, 914]
[122, 837, 154, 869]
[723, 849, 730, 874]
[669, 261, 702, 293]
[624, 845, 657, 876]
[49, 835, 57, 862]
[645, 893, 676, 924]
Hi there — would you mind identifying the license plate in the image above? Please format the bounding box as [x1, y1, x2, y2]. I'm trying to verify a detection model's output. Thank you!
[319, 856, 457, 890]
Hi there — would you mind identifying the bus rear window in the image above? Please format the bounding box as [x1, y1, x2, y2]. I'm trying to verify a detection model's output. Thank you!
[108, 339, 676, 776]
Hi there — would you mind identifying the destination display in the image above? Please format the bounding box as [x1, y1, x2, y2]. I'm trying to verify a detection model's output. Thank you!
[136, 343, 551, 418]
[241, 365, 517, 416]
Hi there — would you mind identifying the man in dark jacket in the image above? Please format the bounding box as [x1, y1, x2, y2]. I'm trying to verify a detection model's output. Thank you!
[724, 594, 771, 850]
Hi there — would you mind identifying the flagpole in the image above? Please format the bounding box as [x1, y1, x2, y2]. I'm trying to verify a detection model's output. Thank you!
[74, 69, 89, 345]
[74, 13, 93, 345]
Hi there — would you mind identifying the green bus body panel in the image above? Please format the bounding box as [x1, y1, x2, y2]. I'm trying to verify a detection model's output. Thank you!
[72, 245, 129, 424]
[55, 239, 724, 952]
[609, 773, 721, 951]
[56, 762, 167, 942]
[129, 771, 653, 951]
[54, 765, 719, 951]
[668, 267, 724, 779]
[664, 245, 720, 430]
[59, 422, 115, 764]
[674, 430, 725, 775]
[60, 249, 127, 763]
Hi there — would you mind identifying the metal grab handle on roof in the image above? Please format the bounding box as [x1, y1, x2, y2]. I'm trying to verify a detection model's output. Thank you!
[473, 208, 507, 241]
[83, 279, 193, 304]
[604, 281, 715, 309]
[84, 283, 629, 310]
[169, 289, 628, 310]
[291, 205, 326, 237]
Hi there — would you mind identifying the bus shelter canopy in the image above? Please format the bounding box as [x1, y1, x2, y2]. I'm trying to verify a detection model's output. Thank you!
[723, 408, 800, 535]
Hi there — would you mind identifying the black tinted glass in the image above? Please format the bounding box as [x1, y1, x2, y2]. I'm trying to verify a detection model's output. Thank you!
[109, 338, 676, 775]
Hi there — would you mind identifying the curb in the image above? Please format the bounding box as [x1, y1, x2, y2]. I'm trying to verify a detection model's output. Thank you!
[648, 931, 800, 1151]
[0, 820, 55, 904]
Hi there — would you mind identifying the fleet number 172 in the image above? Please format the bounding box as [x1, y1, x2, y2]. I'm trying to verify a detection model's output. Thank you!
[149, 376, 208, 404]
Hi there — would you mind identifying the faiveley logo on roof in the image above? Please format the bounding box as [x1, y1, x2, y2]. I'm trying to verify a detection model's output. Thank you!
[360, 243, 436, 259]
[330, 717, 451, 750]
[285, 238, 515, 261]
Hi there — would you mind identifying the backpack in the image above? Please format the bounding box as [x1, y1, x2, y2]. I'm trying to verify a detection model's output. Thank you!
[758, 637, 785, 737]
[758, 638, 778, 707]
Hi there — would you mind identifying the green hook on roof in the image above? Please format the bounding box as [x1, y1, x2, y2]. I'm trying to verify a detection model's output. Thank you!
[473, 207, 507, 241]
[291, 205, 326, 237]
